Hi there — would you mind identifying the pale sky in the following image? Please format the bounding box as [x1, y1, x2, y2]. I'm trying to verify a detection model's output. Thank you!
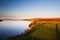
[0, 0, 60, 18]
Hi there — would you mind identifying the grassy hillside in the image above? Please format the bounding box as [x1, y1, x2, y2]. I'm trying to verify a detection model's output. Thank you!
[7, 21, 60, 40]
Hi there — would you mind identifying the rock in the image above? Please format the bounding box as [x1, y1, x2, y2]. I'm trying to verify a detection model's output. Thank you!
[0, 20, 3, 22]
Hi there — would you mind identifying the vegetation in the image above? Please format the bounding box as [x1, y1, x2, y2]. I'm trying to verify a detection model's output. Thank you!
[6, 21, 60, 40]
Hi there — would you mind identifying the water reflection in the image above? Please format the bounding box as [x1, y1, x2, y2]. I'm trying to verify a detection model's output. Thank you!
[0, 21, 31, 40]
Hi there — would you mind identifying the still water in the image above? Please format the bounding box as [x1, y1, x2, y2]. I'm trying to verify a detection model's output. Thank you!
[0, 21, 31, 40]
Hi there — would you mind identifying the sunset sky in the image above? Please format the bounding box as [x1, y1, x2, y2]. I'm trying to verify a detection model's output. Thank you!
[0, 0, 60, 18]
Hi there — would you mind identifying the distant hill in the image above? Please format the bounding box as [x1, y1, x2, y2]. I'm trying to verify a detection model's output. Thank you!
[24, 18, 60, 22]
[7, 21, 60, 40]
[0, 18, 60, 22]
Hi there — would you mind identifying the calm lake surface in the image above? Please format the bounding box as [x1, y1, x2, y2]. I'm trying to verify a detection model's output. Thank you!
[0, 21, 31, 40]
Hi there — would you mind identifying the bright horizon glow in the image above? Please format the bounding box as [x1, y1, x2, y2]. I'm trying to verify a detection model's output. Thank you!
[0, 0, 60, 18]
